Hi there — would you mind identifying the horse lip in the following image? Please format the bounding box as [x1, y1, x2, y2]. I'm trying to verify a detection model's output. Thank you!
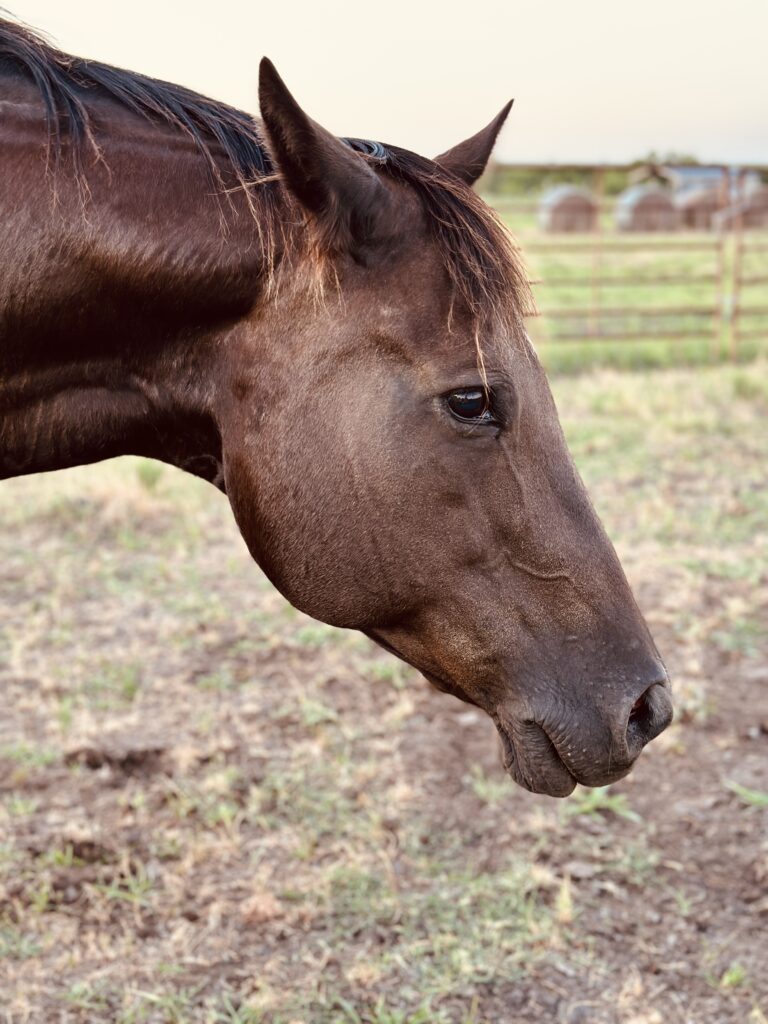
[367, 634, 588, 797]
[493, 712, 577, 798]
[411, 660, 577, 796]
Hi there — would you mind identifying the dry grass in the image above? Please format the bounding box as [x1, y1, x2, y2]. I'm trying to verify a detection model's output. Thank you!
[0, 362, 766, 1022]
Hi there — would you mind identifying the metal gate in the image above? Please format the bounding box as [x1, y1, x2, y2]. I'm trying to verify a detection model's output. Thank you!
[489, 163, 768, 357]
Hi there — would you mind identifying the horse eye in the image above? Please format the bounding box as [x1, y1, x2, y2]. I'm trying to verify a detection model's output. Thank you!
[445, 388, 497, 424]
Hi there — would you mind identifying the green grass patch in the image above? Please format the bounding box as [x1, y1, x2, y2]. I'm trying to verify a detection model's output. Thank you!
[726, 781, 768, 809]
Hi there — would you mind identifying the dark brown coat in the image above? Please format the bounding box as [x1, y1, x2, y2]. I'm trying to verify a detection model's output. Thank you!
[0, 20, 671, 797]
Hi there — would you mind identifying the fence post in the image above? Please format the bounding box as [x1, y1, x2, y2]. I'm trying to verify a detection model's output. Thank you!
[589, 167, 605, 339]
[729, 168, 745, 361]
[713, 165, 729, 361]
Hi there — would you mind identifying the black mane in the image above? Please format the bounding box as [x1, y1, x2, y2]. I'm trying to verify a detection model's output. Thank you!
[0, 17, 533, 326]
[0, 16, 273, 180]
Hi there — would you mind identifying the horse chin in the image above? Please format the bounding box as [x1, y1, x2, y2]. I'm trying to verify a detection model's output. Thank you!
[419, 667, 576, 796]
[493, 715, 577, 798]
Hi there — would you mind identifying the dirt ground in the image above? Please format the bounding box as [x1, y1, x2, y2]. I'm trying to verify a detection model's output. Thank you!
[0, 362, 766, 1023]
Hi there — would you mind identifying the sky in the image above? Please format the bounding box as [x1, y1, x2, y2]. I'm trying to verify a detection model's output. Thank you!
[7, 0, 768, 165]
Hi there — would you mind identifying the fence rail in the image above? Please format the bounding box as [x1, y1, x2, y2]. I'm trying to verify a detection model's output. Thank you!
[489, 162, 768, 356]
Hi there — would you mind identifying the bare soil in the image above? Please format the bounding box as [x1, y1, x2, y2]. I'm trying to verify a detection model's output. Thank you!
[0, 363, 766, 1023]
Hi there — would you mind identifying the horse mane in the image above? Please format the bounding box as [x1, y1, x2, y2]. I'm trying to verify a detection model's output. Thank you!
[0, 16, 533, 326]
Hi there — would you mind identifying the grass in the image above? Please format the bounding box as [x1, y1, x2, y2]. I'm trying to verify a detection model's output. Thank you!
[82, 660, 143, 707]
[726, 782, 768, 809]
[560, 786, 642, 824]
[2, 794, 39, 817]
[488, 197, 768, 375]
[0, 362, 765, 1020]
[321, 858, 561, 1001]
[0, 742, 57, 768]
[63, 983, 269, 1023]
[0, 924, 42, 960]
[334, 997, 454, 1023]
[94, 865, 155, 907]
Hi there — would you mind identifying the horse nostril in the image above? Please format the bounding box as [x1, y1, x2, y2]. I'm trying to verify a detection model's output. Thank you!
[629, 693, 651, 729]
[625, 682, 673, 754]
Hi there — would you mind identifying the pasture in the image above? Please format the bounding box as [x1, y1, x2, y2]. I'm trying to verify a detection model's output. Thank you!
[1, 356, 766, 1022]
[495, 199, 768, 375]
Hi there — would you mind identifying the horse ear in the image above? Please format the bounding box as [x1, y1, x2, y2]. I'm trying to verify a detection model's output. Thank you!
[258, 58, 391, 251]
[434, 101, 513, 187]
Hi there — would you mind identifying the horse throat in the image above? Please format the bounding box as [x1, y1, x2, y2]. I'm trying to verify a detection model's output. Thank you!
[0, 360, 226, 487]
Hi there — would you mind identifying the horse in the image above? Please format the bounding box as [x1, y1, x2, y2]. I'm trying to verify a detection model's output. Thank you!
[0, 19, 672, 797]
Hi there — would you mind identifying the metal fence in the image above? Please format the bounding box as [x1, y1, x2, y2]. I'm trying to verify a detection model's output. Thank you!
[732, 224, 768, 355]
[487, 164, 768, 356]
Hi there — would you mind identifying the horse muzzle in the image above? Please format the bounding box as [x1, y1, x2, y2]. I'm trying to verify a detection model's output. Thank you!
[494, 679, 673, 798]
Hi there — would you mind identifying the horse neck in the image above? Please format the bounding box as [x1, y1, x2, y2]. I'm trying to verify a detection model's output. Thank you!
[0, 85, 271, 487]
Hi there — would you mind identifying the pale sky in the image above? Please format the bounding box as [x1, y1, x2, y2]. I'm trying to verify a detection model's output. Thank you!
[7, 0, 768, 165]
